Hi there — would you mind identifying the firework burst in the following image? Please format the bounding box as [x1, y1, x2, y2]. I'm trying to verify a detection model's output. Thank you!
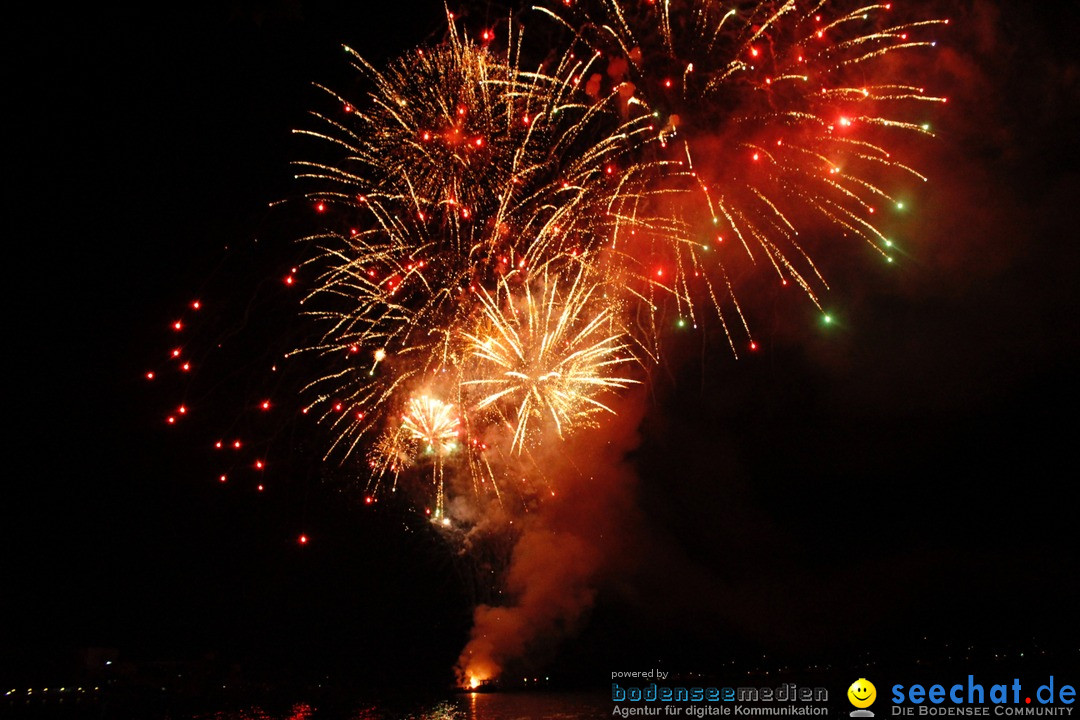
[463, 263, 639, 454]
[369, 393, 463, 517]
[539, 0, 947, 349]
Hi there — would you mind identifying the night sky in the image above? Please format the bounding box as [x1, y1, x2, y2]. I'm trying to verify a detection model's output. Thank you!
[5, 0, 1079, 691]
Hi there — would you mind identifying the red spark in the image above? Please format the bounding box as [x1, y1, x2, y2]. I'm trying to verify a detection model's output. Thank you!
[145, 371, 155, 380]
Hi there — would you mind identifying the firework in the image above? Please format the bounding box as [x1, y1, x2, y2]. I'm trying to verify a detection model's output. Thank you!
[463, 262, 638, 453]
[286, 1, 943, 511]
[369, 393, 463, 517]
[538, 0, 947, 349]
[284, 12, 666, 511]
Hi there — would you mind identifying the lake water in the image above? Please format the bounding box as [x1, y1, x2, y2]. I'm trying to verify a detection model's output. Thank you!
[6, 691, 613, 720]
[194, 693, 611, 720]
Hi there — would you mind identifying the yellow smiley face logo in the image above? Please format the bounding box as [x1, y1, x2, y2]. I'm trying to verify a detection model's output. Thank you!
[848, 679, 877, 708]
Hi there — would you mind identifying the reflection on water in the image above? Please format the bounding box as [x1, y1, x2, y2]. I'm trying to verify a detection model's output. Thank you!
[191, 701, 315, 720]
[184, 693, 608, 720]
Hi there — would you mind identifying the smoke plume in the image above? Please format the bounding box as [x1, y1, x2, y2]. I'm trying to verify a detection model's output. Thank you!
[456, 390, 647, 685]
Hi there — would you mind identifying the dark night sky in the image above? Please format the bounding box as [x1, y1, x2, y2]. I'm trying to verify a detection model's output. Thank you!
[4, 0, 1079, 689]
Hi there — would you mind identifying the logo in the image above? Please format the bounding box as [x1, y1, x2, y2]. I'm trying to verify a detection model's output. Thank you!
[849, 679, 878, 718]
